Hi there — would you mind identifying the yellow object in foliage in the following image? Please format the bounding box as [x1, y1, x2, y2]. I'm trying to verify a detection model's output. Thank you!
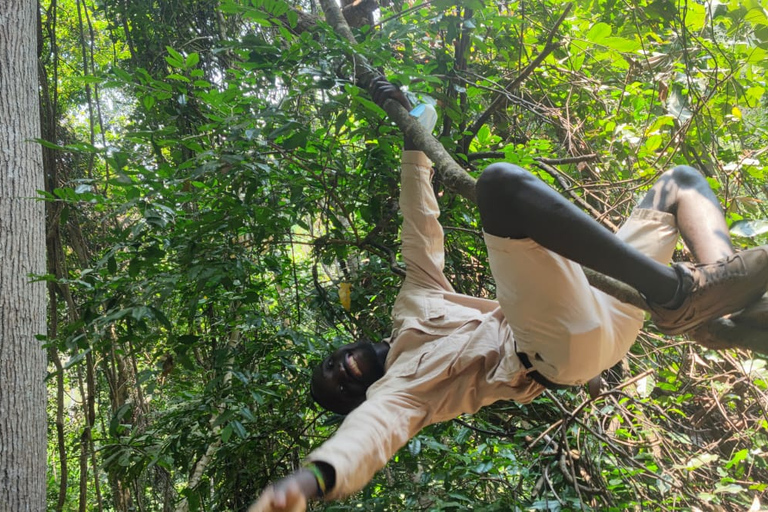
[339, 282, 352, 311]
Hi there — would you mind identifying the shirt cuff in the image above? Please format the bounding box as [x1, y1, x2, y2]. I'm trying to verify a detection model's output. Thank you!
[402, 151, 432, 168]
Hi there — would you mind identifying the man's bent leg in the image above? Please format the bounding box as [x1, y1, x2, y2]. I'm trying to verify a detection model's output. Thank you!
[638, 165, 733, 264]
[484, 209, 676, 385]
[477, 163, 768, 335]
[476, 163, 680, 305]
[637, 165, 768, 333]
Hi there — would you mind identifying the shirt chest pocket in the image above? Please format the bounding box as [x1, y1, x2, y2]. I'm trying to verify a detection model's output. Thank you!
[394, 296, 447, 336]
[394, 333, 475, 383]
[420, 297, 477, 334]
[422, 297, 445, 321]
[395, 350, 429, 378]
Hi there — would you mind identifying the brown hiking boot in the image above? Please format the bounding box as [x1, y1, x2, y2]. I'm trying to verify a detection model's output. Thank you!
[648, 247, 768, 335]
[689, 294, 768, 354]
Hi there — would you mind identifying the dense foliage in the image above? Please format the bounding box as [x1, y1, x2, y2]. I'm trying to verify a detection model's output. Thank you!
[38, 0, 768, 510]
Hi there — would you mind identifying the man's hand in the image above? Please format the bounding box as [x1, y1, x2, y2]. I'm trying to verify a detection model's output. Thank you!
[370, 76, 412, 112]
[369, 76, 419, 150]
[248, 471, 316, 512]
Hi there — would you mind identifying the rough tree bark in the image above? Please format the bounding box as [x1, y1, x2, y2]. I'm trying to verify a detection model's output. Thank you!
[0, 1, 48, 510]
[315, 0, 768, 353]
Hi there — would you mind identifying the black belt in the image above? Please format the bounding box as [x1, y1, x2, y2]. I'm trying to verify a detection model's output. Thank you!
[516, 352, 573, 391]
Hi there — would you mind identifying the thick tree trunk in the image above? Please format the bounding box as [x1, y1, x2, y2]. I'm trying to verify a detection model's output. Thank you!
[0, 1, 48, 511]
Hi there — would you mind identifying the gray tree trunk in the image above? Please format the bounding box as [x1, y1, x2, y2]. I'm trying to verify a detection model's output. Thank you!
[0, 1, 48, 511]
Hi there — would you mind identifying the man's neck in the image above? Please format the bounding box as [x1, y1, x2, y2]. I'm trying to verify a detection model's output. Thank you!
[374, 342, 390, 367]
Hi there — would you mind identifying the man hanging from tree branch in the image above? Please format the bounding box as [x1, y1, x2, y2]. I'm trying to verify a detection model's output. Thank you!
[249, 77, 768, 512]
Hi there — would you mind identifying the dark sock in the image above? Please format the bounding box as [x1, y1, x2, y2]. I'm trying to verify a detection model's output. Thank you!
[657, 265, 687, 309]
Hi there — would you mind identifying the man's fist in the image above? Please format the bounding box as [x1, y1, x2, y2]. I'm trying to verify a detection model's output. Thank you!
[248, 471, 317, 512]
[248, 481, 307, 512]
[369, 76, 412, 111]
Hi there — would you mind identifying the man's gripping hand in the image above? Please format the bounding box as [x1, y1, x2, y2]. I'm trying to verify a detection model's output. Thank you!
[369, 76, 412, 112]
[369, 76, 419, 150]
[248, 471, 316, 512]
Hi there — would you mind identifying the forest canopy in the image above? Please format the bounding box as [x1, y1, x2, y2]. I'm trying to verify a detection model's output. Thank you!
[36, 0, 768, 510]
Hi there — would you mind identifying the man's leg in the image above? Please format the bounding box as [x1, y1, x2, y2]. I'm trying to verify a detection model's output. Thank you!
[637, 165, 732, 265]
[476, 163, 768, 335]
[476, 163, 679, 305]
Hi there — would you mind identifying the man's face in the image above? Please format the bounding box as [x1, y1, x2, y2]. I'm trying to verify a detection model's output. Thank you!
[310, 340, 386, 415]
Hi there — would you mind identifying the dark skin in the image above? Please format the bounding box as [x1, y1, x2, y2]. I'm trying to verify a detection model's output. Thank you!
[250, 78, 737, 512]
[310, 339, 390, 415]
[307, 78, 415, 415]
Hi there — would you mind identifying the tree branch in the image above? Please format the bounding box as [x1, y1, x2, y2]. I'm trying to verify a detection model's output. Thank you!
[318, 0, 478, 201]
[534, 161, 618, 232]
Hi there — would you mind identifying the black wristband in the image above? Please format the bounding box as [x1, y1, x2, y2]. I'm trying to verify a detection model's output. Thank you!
[313, 461, 336, 494]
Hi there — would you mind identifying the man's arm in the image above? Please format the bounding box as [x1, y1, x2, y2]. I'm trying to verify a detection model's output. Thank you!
[248, 79, 441, 511]
[249, 392, 428, 510]
[370, 77, 453, 292]
[302, 392, 428, 499]
[398, 152, 454, 291]
[248, 461, 337, 512]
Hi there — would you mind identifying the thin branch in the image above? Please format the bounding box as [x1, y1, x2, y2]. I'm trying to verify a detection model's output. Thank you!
[534, 161, 618, 232]
[453, 417, 518, 439]
[377, 0, 435, 27]
[460, 4, 573, 154]
[538, 154, 598, 165]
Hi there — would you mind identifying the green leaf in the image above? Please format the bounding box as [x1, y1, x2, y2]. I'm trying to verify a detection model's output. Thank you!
[167, 73, 190, 82]
[221, 424, 233, 442]
[64, 349, 91, 370]
[586, 22, 612, 43]
[603, 37, 642, 52]
[185, 52, 200, 68]
[166, 55, 185, 68]
[684, 2, 707, 31]
[746, 47, 768, 64]
[286, 9, 298, 28]
[745, 85, 765, 105]
[232, 420, 247, 439]
[408, 438, 422, 456]
[673, 453, 719, 470]
[166, 46, 184, 64]
[714, 483, 745, 494]
[725, 449, 749, 469]
[745, 7, 768, 26]
[645, 134, 663, 151]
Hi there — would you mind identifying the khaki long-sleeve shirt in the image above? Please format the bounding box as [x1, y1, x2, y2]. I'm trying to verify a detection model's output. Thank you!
[306, 151, 544, 499]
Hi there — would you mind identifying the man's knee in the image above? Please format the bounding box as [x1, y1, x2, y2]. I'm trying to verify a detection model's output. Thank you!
[641, 165, 713, 212]
[476, 163, 538, 238]
[476, 163, 535, 212]
[664, 165, 708, 189]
